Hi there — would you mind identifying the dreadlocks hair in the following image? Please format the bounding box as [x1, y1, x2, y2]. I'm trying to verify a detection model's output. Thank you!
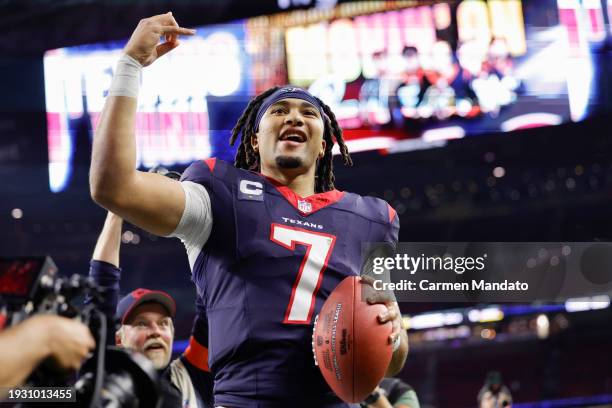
[229, 87, 353, 193]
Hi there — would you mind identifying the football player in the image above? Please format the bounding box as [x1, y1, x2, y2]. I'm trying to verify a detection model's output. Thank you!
[90, 12, 408, 408]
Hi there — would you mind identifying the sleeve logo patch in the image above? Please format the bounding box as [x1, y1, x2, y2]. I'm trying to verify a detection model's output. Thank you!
[238, 179, 264, 201]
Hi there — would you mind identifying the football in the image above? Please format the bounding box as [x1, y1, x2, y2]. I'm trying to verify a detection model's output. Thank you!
[312, 275, 393, 403]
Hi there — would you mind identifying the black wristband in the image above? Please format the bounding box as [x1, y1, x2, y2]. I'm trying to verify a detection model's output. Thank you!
[364, 390, 381, 404]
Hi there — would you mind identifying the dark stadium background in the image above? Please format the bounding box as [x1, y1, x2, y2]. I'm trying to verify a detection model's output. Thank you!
[1, 1, 611, 407]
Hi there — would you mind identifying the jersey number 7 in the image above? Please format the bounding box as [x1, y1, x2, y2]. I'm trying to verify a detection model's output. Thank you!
[270, 224, 337, 324]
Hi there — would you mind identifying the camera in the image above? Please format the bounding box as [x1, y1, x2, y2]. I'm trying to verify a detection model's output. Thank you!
[0, 256, 160, 407]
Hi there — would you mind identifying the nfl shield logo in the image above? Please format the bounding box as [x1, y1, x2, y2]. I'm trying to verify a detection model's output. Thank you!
[298, 200, 312, 213]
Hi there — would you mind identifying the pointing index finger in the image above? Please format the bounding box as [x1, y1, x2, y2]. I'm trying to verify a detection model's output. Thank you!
[159, 26, 196, 36]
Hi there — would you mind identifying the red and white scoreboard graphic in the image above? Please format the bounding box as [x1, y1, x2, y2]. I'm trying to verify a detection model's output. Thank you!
[558, 0, 606, 47]
[45, 30, 246, 192]
[45, 0, 612, 192]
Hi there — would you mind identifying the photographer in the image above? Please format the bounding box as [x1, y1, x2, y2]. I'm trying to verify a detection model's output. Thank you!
[477, 371, 513, 408]
[86, 211, 213, 408]
[0, 315, 94, 396]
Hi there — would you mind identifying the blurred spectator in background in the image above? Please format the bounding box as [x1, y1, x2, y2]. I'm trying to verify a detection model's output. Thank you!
[395, 46, 427, 123]
[468, 38, 519, 117]
[361, 377, 421, 408]
[455, 39, 487, 117]
[420, 40, 463, 119]
[360, 49, 393, 126]
[477, 371, 513, 408]
[486, 38, 514, 78]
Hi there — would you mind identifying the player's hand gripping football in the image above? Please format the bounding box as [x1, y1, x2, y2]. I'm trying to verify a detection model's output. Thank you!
[360, 275, 405, 349]
[124, 12, 196, 67]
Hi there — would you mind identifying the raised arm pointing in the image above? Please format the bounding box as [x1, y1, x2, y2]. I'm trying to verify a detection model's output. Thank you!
[90, 13, 195, 236]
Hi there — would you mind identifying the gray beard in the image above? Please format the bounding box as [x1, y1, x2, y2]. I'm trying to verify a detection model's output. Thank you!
[276, 156, 302, 169]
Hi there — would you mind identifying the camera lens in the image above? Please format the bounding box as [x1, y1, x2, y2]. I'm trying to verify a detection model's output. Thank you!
[75, 347, 159, 407]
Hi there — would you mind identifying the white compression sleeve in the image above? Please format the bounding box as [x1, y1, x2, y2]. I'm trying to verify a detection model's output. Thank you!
[167, 181, 213, 270]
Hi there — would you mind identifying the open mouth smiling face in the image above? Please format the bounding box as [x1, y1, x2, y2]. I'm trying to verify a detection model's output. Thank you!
[254, 98, 326, 170]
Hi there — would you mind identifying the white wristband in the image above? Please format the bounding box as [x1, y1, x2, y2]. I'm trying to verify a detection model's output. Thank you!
[108, 54, 142, 98]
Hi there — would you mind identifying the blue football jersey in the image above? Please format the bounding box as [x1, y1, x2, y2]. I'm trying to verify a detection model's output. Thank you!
[180, 158, 399, 408]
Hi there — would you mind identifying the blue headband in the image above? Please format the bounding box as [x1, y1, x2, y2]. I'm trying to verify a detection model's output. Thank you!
[254, 87, 324, 132]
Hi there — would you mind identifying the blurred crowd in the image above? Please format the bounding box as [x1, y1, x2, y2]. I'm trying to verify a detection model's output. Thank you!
[359, 38, 520, 127]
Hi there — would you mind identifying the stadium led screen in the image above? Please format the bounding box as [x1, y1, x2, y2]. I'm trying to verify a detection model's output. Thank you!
[44, 0, 611, 192]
